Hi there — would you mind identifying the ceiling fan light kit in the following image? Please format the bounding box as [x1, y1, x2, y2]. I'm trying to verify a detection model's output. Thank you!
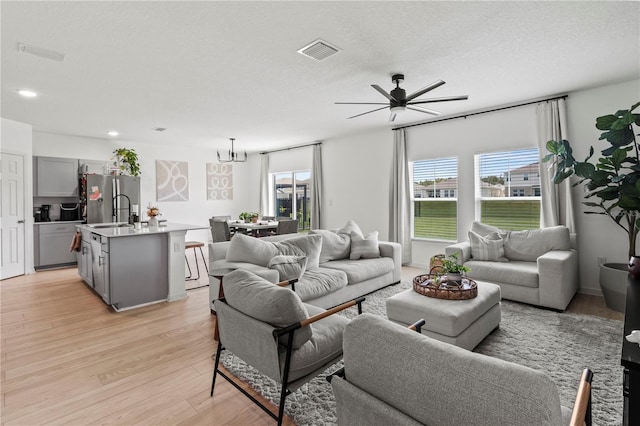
[217, 138, 247, 163]
[337, 73, 468, 122]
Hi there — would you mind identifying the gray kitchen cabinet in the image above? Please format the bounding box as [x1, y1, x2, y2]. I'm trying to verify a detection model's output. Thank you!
[77, 229, 93, 287]
[35, 156, 79, 196]
[79, 159, 106, 175]
[36, 223, 78, 269]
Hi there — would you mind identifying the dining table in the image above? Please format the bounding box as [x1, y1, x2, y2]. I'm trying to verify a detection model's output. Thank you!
[228, 220, 278, 237]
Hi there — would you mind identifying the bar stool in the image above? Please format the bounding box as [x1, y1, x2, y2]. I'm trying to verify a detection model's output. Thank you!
[185, 241, 208, 281]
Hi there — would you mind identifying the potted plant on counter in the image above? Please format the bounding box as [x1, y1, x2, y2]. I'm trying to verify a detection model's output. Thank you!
[239, 212, 259, 223]
[544, 101, 640, 311]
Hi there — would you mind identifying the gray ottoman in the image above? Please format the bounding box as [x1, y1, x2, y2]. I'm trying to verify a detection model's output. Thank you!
[386, 281, 501, 350]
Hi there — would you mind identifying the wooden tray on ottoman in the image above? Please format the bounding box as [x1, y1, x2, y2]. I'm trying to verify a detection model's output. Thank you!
[413, 274, 478, 300]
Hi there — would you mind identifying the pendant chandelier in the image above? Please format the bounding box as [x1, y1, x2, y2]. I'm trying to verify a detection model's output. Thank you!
[217, 138, 247, 163]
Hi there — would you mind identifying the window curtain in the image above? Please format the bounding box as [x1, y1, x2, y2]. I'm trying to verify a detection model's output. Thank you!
[259, 154, 270, 216]
[389, 129, 411, 264]
[536, 98, 575, 232]
[311, 144, 323, 229]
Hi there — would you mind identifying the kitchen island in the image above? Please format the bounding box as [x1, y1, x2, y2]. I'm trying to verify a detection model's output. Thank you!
[76, 222, 208, 311]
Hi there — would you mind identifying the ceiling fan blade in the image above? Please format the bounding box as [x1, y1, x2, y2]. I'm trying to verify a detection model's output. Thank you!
[389, 112, 397, 122]
[347, 105, 390, 119]
[335, 102, 389, 105]
[405, 80, 446, 102]
[371, 84, 397, 102]
[407, 105, 441, 116]
[408, 95, 469, 105]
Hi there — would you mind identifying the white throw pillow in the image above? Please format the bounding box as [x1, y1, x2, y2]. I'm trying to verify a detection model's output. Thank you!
[226, 233, 277, 266]
[268, 255, 308, 281]
[471, 221, 504, 237]
[468, 231, 508, 262]
[310, 229, 351, 263]
[350, 231, 380, 260]
[503, 226, 571, 261]
[273, 234, 323, 270]
[337, 219, 363, 237]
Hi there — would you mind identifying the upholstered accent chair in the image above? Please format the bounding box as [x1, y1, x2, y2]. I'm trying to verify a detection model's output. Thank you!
[330, 314, 592, 426]
[210, 269, 364, 425]
[275, 218, 298, 235]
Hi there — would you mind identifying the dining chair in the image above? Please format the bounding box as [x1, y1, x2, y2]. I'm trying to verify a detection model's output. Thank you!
[276, 218, 298, 235]
[209, 218, 231, 242]
[212, 215, 231, 221]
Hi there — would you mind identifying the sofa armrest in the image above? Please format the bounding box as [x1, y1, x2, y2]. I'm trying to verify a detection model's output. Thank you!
[379, 241, 402, 283]
[537, 249, 578, 310]
[445, 241, 471, 264]
[209, 241, 231, 264]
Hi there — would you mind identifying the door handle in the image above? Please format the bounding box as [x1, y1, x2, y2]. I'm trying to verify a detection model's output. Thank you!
[17, 220, 25, 223]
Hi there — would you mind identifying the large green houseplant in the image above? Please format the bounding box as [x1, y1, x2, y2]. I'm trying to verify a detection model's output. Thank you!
[543, 101, 640, 309]
[113, 148, 141, 177]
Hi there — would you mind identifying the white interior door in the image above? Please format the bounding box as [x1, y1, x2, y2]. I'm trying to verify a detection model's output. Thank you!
[1, 152, 25, 279]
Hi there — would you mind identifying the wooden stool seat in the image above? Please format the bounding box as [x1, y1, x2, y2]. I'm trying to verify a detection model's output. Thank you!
[185, 241, 208, 281]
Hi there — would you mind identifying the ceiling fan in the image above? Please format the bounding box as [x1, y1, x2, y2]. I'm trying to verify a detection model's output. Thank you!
[336, 74, 468, 122]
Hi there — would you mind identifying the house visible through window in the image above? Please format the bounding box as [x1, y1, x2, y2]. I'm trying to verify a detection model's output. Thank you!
[273, 170, 311, 230]
[412, 157, 457, 241]
[476, 148, 540, 230]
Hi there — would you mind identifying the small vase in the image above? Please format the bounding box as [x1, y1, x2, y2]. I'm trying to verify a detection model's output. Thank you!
[630, 256, 640, 279]
[148, 216, 159, 227]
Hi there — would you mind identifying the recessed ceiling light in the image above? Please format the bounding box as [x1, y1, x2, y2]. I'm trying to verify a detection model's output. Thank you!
[107, 131, 119, 137]
[17, 89, 38, 98]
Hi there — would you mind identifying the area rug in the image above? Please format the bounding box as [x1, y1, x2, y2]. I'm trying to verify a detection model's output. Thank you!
[220, 280, 624, 425]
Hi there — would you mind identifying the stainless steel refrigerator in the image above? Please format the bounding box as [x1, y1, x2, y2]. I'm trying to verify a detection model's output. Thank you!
[85, 175, 140, 224]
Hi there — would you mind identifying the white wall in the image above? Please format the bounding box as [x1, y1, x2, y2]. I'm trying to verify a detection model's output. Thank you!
[32, 131, 253, 244]
[1, 118, 35, 273]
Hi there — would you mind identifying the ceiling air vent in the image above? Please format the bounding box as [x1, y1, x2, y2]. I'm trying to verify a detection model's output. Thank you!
[297, 39, 340, 62]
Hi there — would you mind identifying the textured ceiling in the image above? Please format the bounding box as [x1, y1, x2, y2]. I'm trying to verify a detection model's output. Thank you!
[1, 1, 639, 153]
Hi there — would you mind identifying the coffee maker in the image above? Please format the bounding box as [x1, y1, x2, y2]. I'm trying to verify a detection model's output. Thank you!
[40, 204, 51, 222]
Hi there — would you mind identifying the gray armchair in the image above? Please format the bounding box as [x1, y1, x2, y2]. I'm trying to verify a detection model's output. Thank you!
[210, 269, 364, 425]
[330, 313, 592, 426]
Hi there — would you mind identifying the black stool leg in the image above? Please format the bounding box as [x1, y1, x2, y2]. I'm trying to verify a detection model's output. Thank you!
[198, 246, 209, 273]
[185, 254, 192, 279]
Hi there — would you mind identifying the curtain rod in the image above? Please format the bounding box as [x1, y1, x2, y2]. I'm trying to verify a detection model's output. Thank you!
[392, 94, 568, 131]
[259, 141, 321, 155]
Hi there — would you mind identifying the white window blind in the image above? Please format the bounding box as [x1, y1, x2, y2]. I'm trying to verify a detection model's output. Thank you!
[476, 148, 540, 230]
[412, 157, 457, 240]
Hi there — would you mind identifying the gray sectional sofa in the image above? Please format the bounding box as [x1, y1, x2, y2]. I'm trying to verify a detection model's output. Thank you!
[445, 222, 578, 310]
[208, 221, 401, 311]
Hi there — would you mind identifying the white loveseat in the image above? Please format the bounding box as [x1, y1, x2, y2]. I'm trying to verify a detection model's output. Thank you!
[208, 221, 402, 311]
[445, 222, 578, 311]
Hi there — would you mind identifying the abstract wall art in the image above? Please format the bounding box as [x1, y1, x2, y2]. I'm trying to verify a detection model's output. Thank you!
[156, 160, 189, 201]
[207, 163, 233, 200]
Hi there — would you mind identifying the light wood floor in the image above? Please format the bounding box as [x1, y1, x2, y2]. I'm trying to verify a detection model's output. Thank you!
[1, 266, 622, 426]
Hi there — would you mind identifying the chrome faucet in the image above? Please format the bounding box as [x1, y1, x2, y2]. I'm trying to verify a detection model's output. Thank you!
[112, 193, 132, 223]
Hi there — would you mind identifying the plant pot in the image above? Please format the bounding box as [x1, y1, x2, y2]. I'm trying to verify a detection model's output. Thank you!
[629, 256, 640, 279]
[599, 262, 628, 313]
[446, 273, 463, 283]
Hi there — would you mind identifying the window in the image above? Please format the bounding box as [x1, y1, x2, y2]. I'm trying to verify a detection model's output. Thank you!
[476, 148, 540, 230]
[412, 157, 457, 240]
[273, 170, 311, 230]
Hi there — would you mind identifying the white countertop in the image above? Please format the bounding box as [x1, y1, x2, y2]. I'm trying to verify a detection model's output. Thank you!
[76, 222, 209, 237]
[34, 220, 84, 225]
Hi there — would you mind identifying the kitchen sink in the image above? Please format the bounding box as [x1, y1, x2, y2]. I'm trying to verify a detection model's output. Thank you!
[87, 223, 133, 229]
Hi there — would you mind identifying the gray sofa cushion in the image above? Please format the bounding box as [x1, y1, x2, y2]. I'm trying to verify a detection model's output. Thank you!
[222, 269, 312, 349]
[226, 233, 277, 266]
[503, 226, 571, 261]
[267, 255, 307, 281]
[466, 260, 539, 288]
[471, 221, 503, 237]
[211, 259, 279, 282]
[296, 268, 348, 301]
[343, 313, 564, 426]
[321, 257, 394, 283]
[274, 234, 323, 270]
[288, 303, 349, 383]
[310, 229, 351, 263]
[350, 231, 381, 260]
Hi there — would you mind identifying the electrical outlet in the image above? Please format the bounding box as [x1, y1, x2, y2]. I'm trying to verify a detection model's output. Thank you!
[174, 242, 181, 252]
[598, 256, 606, 266]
